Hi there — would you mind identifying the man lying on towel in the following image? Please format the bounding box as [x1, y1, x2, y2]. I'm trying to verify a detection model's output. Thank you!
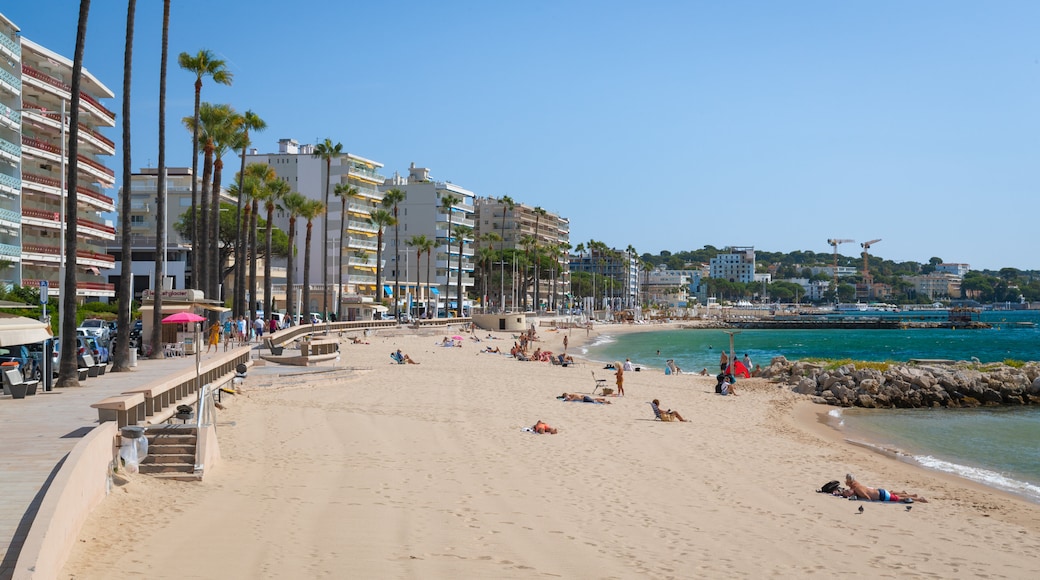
[843, 473, 928, 503]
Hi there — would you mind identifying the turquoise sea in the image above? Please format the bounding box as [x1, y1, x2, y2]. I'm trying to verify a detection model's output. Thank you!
[584, 310, 1040, 503]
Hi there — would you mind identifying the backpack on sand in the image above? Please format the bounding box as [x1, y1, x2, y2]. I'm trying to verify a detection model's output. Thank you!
[820, 480, 841, 494]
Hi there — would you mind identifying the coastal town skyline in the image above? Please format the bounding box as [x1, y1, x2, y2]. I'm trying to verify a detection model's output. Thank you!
[6, 1, 1040, 271]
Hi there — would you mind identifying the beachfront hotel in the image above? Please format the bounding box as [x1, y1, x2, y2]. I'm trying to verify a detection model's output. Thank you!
[381, 163, 476, 318]
[0, 12, 116, 299]
[105, 167, 242, 300]
[473, 197, 571, 312]
[709, 246, 756, 284]
[247, 139, 385, 318]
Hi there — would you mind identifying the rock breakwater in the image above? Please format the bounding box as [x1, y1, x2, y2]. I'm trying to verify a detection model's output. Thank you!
[760, 356, 1040, 408]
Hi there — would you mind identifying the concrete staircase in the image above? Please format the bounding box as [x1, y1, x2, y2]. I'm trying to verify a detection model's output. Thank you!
[139, 424, 200, 481]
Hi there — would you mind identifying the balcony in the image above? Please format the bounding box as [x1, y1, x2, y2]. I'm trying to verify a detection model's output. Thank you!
[349, 274, 376, 285]
[0, 103, 19, 131]
[21, 136, 115, 186]
[0, 66, 19, 97]
[21, 243, 115, 267]
[21, 172, 116, 213]
[0, 242, 20, 258]
[22, 103, 115, 155]
[346, 219, 377, 234]
[347, 165, 385, 184]
[22, 208, 116, 240]
[0, 172, 19, 195]
[21, 65, 115, 126]
[0, 207, 20, 226]
[0, 30, 20, 58]
[0, 136, 20, 164]
[21, 278, 116, 297]
[347, 202, 372, 216]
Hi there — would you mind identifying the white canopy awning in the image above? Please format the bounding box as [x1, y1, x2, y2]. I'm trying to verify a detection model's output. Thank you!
[0, 313, 53, 346]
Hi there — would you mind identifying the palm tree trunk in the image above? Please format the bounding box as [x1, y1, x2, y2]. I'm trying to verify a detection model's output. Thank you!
[112, 0, 135, 372]
[198, 146, 213, 294]
[303, 220, 314, 317]
[264, 206, 274, 318]
[321, 160, 330, 320]
[337, 201, 346, 320]
[286, 217, 296, 322]
[209, 156, 223, 303]
[190, 85, 201, 290]
[149, 0, 169, 362]
[249, 199, 259, 319]
[393, 215, 400, 319]
[234, 132, 248, 318]
[57, 0, 90, 388]
[425, 250, 432, 318]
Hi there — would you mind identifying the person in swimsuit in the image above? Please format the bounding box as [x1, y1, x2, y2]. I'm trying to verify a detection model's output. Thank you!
[844, 474, 928, 502]
[557, 393, 611, 404]
[533, 420, 557, 434]
[651, 399, 687, 422]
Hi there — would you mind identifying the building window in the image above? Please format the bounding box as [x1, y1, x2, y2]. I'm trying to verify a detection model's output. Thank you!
[131, 215, 145, 225]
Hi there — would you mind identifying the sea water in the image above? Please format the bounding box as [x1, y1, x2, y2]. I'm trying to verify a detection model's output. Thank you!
[584, 310, 1040, 502]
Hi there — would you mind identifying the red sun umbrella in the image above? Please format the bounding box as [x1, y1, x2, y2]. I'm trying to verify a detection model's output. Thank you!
[161, 312, 206, 324]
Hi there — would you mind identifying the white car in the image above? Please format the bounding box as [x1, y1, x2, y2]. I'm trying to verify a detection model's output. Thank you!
[77, 319, 110, 343]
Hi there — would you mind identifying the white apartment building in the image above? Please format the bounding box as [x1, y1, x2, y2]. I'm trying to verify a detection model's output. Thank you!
[2, 15, 116, 299]
[107, 167, 236, 300]
[709, 246, 755, 284]
[935, 263, 970, 277]
[474, 197, 571, 311]
[907, 272, 961, 300]
[383, 163, 475, 317]
[247, 139, 385, 318]
[809, 265, 858, 279]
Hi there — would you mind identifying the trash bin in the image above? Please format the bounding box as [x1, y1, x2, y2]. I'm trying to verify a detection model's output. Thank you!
[119, 426, 148, 471]
[129, 347, 138, 367]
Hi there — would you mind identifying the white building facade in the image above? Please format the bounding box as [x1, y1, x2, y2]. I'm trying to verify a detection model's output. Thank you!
[709, 246, 755, 284]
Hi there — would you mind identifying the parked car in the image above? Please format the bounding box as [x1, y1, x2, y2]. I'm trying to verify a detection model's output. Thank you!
[74, 333, 108, 364]
[77, 319, 111, 344]
[0, 345, 39, 380]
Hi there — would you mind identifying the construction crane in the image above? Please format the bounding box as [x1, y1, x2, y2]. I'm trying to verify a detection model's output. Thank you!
[860, 239, 882, 285]
[827, 238, 855, 288]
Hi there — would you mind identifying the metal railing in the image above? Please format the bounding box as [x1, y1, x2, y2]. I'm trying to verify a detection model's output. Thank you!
[0, 136, 21, 157]
[0, 30, 20, 56]
[0, 172, 20, 191]
[0, 67, 20, 91]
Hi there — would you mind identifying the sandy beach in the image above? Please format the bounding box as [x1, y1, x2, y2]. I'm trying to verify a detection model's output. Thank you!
[63, 323, 1040, 578]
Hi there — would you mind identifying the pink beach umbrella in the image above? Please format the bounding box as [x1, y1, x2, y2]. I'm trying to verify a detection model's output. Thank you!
[161, 312, 206, 324]
[451, 335, 464, 341]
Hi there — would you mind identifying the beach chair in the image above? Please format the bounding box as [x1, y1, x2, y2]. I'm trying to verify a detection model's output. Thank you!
[591, 371, 607, 394]
[650, 402, 676, 422]
[390, 352, 405, 364]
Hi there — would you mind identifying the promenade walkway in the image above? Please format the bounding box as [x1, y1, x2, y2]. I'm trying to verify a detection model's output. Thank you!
[0, 348, 245, 579]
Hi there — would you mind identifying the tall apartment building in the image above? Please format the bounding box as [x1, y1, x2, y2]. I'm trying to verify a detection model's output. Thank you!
[935, 263, 970, 277]
[382, 163, 475, 316]
[0, 14, 20, 288]
[107, 167, 235, 298]
[247, 139, 385, 317]
[1, 16, 117, 299]
[473, 197, 571, 311]
[709, 246, 755, 284]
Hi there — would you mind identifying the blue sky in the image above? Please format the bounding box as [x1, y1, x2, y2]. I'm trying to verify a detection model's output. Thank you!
[6, 1, 1040, 270]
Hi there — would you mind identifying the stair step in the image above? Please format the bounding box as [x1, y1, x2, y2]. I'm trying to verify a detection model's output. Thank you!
[139, 462, 195, 474]
[140, 457, 193, 465]
[146, 434, 197, 444]
[148, 444, 195, 454]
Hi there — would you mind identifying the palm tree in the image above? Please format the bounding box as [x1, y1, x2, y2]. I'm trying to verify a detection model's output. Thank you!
[207, 106, 238, 303]
[498, 196, 513, 311]
[300, 199, 326, 318]
[532, 206, 547, 312]
[263, 177, 290, 318]
[519, 234, 537, 310]
[181, 102, 226, 292]
[233, 110, 266, 317]
[406, 235, 432, 319]
[281, 192, 308, 323]
[112, 0, 136, 372]
[178, 49, 232, 290]
[58, 0, 90, 388]
[149, 0, 170, 365]
[478, 232, 501, 313]
[332, 183, 358, 320]
[381, 188, 406, 319]
[368, 208, 396, 307]
[238, 162, 274, 318]
[439, 194, 460, 315]
[311, 138, 342, 320]
[453, 225, 473, 316]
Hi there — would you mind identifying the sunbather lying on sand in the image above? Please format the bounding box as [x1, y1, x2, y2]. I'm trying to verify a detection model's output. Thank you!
[843, 474, 928, 502]
[557, 392, 611, 404]
[533, 420, 557, 434]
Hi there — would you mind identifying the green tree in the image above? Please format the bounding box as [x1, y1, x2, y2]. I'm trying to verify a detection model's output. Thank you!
[382, 188, 407, 318]
[281, 192, 308, 322]
[440, 194, 461, 311]
[368, 208, 396, 306]
[312, 138, 342, 318]
[300, 198, 326, 317]
[233, 110, 266, 317]
[177, 49, 233, 290]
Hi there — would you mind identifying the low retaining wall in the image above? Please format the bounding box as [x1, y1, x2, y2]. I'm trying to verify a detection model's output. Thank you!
[13, 422, 117, 580]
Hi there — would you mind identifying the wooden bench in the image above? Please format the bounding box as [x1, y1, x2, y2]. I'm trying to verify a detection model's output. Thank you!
[90, 392, 146, 427]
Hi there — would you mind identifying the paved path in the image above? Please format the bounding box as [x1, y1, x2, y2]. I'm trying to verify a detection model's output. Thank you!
[0, 348, 250, 579]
